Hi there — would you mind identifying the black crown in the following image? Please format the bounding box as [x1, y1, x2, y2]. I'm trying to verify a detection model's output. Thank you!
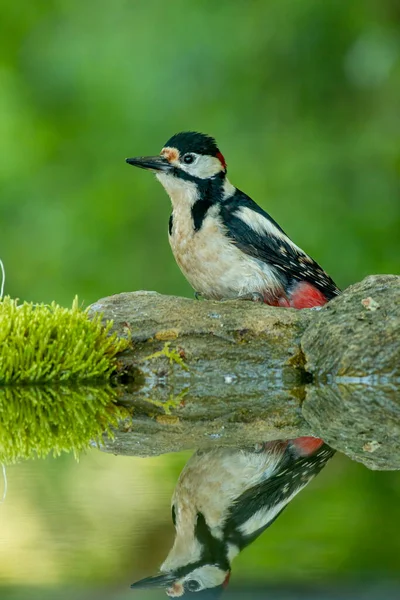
[164, 131, 220, 157]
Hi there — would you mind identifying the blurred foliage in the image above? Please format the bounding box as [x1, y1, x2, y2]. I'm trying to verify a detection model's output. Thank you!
[0, 0, 399, 594]
[0, 450, 399, 591]
[0, 0, 399, 307]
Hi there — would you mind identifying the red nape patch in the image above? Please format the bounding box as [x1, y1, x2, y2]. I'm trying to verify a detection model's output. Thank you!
[289, 282, 328, 309]
[216, 151, 227, 170]
[291, 437, 324, 456]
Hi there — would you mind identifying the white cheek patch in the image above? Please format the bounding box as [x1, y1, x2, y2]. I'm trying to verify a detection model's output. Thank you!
[183, 565, 228, 590]
[179, 155, 223, 179]
[236, 206, 305, 254]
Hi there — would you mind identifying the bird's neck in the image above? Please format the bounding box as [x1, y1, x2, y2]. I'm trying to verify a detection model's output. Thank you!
[157, 172, 235, 213]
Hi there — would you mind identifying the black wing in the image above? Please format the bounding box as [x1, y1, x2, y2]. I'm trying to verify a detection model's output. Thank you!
[219, 190, 340, 300]
[223, 443, 335, 549]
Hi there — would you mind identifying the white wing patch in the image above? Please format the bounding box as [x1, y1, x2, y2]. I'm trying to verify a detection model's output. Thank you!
[236, 206, 306, 255]
[222, 178, 236, 200]
[227, 543, 240, 563]
[238, 488, 302, 538]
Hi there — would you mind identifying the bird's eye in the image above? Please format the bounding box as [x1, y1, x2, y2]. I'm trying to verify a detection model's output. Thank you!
[183, 153, 195, 164]
[185, 579, 201, 592]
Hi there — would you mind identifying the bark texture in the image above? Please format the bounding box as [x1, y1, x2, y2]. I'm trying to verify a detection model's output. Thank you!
[89, 275, 400, 469]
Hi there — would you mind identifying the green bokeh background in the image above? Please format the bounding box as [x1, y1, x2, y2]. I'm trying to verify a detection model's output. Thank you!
[1, 0, 399, 305]
[0, 0, 399, 595]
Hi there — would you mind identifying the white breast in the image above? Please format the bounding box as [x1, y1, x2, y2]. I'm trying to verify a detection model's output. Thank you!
[174, 446, 286, 529]
[162, 445, 285, 572]
[170, 203, 281, 300]
[156, 171, 282, 300]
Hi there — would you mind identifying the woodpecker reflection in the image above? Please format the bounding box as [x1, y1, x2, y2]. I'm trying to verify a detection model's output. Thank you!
[131, 437, 334, 598]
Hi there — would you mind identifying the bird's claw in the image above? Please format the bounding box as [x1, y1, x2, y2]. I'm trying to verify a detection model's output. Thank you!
[196, 291, 265, 303]
[237, 292, 264, 303]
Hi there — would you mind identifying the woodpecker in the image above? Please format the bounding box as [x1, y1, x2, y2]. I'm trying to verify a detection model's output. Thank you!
[126, 131, 340, 308]
[130, 438, 335, 597]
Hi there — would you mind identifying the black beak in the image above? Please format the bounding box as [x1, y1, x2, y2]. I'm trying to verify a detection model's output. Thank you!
[125, 155, 172, 172]
[130, 572, 175, 589]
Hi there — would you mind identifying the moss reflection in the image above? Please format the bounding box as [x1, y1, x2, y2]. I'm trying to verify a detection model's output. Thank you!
[0, 384, 128, 463]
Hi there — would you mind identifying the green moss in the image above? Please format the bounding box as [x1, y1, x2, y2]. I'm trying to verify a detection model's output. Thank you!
[0, 384, 129, 464]
[143, 342, 188, 370]
[144, 388, 189, 415]
[0, 296, 129, 384]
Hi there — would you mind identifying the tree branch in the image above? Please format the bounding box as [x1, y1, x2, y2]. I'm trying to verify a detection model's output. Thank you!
[89, 275, 400, 470]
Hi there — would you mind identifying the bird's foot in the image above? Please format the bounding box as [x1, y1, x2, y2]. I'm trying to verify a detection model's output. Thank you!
[236, 292, 264, 303]
[196, 291, 265, 303]
[252, 443, 266, 453]
[251, 441, 288, 454]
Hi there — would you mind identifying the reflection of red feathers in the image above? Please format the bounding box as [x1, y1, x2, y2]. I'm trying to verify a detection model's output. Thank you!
[283, 284, 329, 454]
[291, 437, 325, 456]
[222, 572, 231, 588]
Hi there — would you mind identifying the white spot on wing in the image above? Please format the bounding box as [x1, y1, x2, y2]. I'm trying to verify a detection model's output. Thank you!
[236, 206, 306, 255]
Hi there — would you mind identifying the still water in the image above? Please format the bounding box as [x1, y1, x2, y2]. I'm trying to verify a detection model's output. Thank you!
[0, 432, 399, 600]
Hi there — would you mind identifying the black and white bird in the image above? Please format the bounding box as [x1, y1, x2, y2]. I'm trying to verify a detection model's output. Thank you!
[126, 131, 340, 308]
[130, 439, 335, 597]
[126, 134, 336, 596]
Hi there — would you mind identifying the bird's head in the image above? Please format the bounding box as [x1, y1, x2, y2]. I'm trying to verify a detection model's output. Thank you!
[130, 564, 230, 598]
[131, 509, 231, 598]
[126, 132, 228, 203]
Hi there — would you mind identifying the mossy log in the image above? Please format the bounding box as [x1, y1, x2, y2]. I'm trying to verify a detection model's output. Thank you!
[89, 275, 400, 470]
